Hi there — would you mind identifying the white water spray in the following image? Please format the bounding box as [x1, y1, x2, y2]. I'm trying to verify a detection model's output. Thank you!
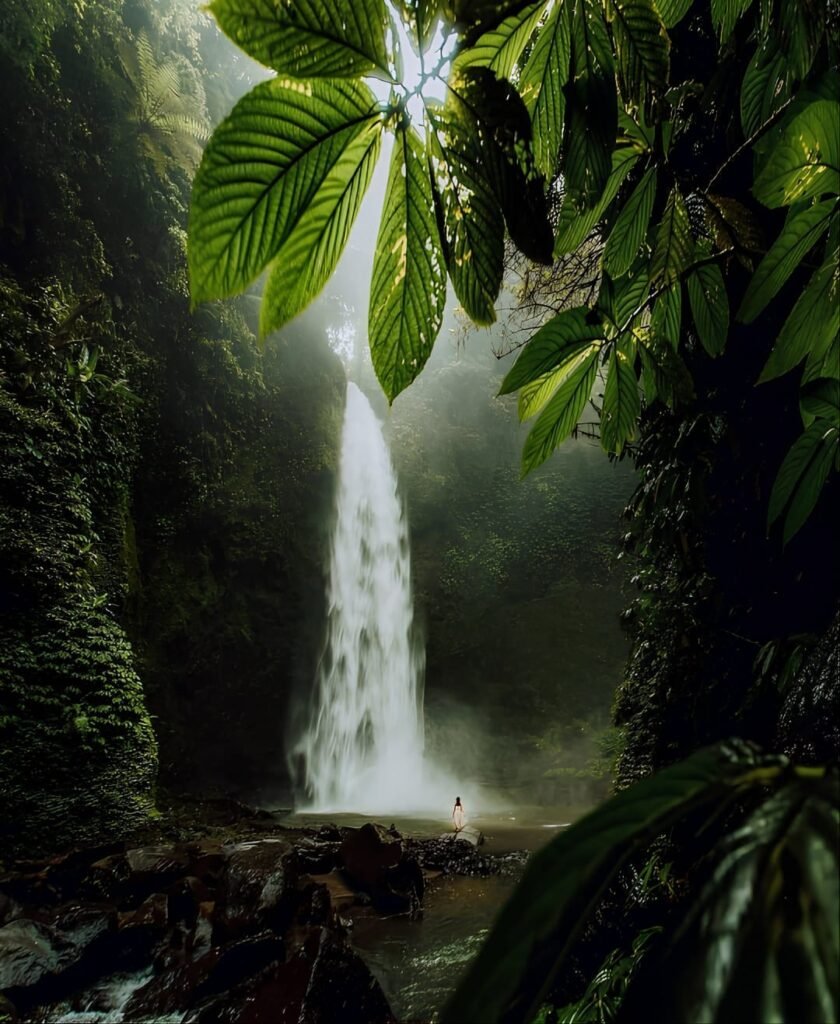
[296, 382, 439, 812]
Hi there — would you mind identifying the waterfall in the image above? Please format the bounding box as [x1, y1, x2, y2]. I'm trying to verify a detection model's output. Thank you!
[296, 381, 427, 811]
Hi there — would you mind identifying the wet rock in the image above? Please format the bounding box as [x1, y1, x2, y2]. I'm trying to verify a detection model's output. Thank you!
[183, 927, 393, 1024]
[219, 839, 297, 939]
[339, 824, 402, 892]
[0, 904, 116, 994]
[124, 931, 285, 1020]
[83, 845, 190, 904]
[0, 919, 69, 991]
[117, 892, 168, 933]
[186, 840, 228, 883]
[339, 824, 423, 913]
[0, 892, 23, 927]
[293, 836, 342, 874]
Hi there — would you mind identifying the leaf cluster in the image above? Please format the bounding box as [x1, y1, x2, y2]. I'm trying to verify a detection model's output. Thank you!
[190, 0, 838, 538]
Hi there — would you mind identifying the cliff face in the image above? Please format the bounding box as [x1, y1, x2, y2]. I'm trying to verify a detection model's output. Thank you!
[0, 1, 345, 854]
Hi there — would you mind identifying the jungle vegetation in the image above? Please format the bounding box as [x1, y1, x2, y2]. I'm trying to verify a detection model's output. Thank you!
[0, 0, 628, 857]
[188, 0, 840, 1021]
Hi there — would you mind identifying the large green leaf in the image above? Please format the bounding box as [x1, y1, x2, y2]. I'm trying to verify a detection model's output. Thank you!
[519, 0, 572, 178]
[369, 126, 447, 402]
[738, 199, 836, 323]
[611, 264, 650, 327]
[603, 166, 657, 277]
[710, 0, 753, 40]
[208, 0, 392, 79]
[189, 78, 378, 304]
[759, 250, 840, 382]
[617, 776, 840, 1023]
[687, 259, 729, 357]
[447, 68, 554, 264]
[260, 121, 382, 338]
[769, 420, 839, 543]
[803, 331, 840, 386]
[441, 742, 788, 1024]
[740, 40, 792, 138]
[521, 345, 600, 473]
[499, 306, 604, 393]
[605, 0, 669, 106]
[554, 147, 639, 255]
[455, 0, 547, 81]
[601, 336, 640, 454]
[399, 0, 442, 53]
[650, 187, 693, 285]
[652, 0, 691, 27]
[518, 365, 569, 421]
[801, 377, 840, 424]
[650, 281, 682, 348]
[753, 100, 840, 209]
[427, 101, 506, 324]
[563, 0, 618, 207]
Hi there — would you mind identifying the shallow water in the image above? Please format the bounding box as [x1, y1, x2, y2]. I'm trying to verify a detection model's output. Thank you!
[284, 807, 585, 1023]
[350, 873, 517, 1023]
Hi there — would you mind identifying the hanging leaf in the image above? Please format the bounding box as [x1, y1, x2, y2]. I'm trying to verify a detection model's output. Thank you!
[650, 187, 693, 285]
[650, 282, 682, 348]
[519, 365, 571, 421]
[455, 0, 548, 82]
[753, 100, 840, 209]
[399, 0, 442, 53]
[612, 264, 650, 327]
[603, 166, 657, 277]
[555, 147, 640, 255]
[369, 125, 447, 402]
[605, 0, 669, 107]
[687, 259, 729, 357]
[563, 0, 618, 207]
[710, 0, 754, 40]
[521, 345, 600, 473]
[208, 0, 393, 80]
[447, 68, 554, 264]
[427, 101, 506, 324]
[652, 0, 692, 28]
[801, 377, 840, 424]
[189, 78, 379, 305]
[803, 332, 839, 386]
[740, 40, 792, 138]
[260, 121, 382, 337]
[499, 306, 604, 394]
[441, 742, 789, 1024]
[759, 250, 840, 382]
[738, 199, 836, 323]
[768, 421, 839, 543]
[519, 0, 572, 178]
[601, 336, 640, 453]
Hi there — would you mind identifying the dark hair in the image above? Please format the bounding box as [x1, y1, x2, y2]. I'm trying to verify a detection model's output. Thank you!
[455, 796, 461, 804]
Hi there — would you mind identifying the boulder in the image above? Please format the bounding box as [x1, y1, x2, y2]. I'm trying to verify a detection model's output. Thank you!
[83, 845, 190, 904]
[183, 927, 393, 1024]
[0, 919, 69, 991]
[338, 824, 423, 914]
[219, 839, 298, 939]
[123, 931, 285, 1021]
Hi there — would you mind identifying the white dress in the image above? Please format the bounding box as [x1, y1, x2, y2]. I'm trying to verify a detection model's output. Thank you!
[453, 804, 466, 830]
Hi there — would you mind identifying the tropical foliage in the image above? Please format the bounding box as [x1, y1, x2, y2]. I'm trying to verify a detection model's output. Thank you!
[190, 0, 839, 539]
[441, 741, 839, 1024]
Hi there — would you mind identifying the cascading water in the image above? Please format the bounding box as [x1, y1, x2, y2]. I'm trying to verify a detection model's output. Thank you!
[295, 381, 429, 812]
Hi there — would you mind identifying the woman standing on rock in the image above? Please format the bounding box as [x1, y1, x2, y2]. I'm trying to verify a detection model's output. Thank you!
[452, 796, 465, 833]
